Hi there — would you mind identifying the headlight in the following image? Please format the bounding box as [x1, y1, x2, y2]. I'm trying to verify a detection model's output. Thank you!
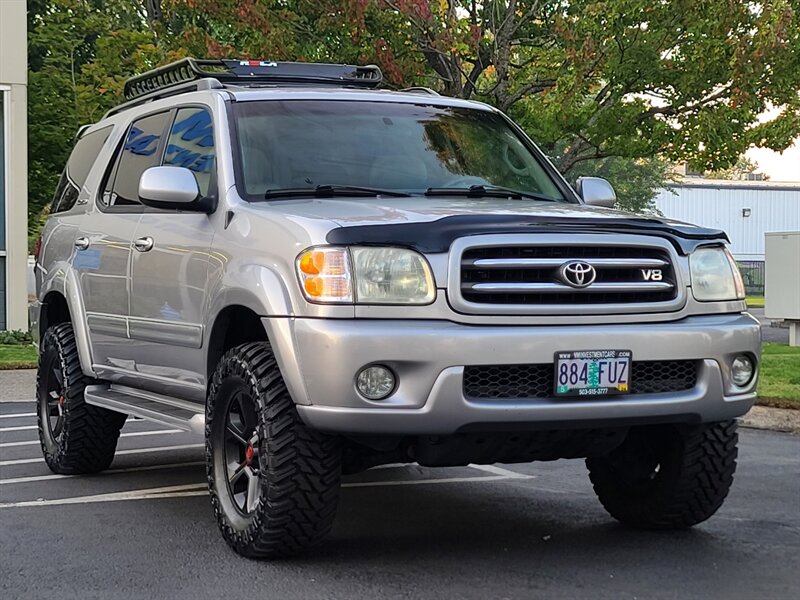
[351, 247, 435, 304]
[689, 247, 745, 301]
[296, 246, 435, 305]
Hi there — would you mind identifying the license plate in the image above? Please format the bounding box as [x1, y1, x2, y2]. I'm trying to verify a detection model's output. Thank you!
[554, 350, 632, 397]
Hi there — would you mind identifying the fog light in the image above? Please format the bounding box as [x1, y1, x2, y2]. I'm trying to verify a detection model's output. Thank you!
[356, 365, 396, 400]
[731, 355, 755, 387]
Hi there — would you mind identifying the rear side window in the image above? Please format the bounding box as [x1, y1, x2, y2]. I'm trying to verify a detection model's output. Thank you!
[102, 111, 172, 208]
[52, 126, 112, 213]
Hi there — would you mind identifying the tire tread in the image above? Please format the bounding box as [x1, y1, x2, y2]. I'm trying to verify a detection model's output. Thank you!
[206, 342, 341, 558]
[586, 421, 738, 529]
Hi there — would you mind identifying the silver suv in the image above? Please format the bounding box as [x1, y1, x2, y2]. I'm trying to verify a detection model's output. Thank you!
[31, 58, 760, 559]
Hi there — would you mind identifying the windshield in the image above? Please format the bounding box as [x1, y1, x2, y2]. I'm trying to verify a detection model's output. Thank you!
[232, 100, 568, 202]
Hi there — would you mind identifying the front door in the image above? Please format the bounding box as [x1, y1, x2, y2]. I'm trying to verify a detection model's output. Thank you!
[78, 110, 173, 373]
[128, 106, 218, 401]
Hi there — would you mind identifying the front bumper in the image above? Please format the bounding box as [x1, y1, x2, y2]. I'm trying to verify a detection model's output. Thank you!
[264, 313, 761, 435]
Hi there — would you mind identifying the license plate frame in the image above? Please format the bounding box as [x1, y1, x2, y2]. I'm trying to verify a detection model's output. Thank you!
[554, 350, 632, 397]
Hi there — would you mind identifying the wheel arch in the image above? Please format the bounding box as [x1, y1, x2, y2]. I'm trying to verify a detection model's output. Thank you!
[38, 268, 95, 377]
[40, 291, 72, 342]
[205, 304, 269, 383]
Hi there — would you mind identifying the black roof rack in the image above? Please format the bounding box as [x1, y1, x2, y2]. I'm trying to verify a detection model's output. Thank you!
[123, 57, 383, 101]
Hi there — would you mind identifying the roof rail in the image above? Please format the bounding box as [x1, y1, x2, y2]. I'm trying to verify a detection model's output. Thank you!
[400, 86, 440, 96]
[104, 78, 222, 119]
[123, 57, 383, 101]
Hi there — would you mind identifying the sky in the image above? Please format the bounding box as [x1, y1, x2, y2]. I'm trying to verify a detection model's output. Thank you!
[743, 105, 800, 182]
[747, 143, 800, 182]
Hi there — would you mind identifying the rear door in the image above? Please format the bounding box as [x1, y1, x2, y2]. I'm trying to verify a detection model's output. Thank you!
[76, 110, 173, 373]
[127, 106, 218, 401]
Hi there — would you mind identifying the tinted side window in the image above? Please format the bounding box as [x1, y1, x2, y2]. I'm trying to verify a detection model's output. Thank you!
[103, 111, 171, 207]
[52, 126, 112, 213]
[164, 107, 216, 197]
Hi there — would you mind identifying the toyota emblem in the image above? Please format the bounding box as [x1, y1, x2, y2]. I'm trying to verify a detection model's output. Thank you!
[558, 261, 597, 288]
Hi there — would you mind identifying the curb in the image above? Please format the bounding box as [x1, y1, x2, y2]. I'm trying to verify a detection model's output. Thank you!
[740, 406, 800, 434]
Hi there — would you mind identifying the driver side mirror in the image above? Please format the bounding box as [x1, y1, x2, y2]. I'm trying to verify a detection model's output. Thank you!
[575, 177, 616, 208]
[138, 166, 213, 212]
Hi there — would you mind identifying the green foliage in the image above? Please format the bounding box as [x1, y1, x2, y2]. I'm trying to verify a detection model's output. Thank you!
[560, 155, 674, 213]
[27, 0, 800, 244]
[0, 330, 34, 345]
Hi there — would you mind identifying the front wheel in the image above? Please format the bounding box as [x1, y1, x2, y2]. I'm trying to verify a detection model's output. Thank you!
[206, 342, 341, 559]
[586, 421, 738, 529]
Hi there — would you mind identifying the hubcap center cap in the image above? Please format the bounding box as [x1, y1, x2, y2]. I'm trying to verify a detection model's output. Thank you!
[245, 445, 254, 465]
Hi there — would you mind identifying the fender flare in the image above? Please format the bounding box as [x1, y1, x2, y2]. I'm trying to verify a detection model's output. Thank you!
[39, 264, 96, 378]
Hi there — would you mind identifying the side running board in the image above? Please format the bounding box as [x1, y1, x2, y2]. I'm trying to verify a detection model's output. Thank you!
[84, 384, 205, 435]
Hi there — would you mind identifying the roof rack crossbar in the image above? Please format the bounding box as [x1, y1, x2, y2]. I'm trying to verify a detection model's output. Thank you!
[123, 57, 383, 101]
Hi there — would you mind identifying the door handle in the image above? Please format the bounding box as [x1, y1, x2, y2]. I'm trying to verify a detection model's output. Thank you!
[134, 236, 155, 253]
[74, 237, 90, 251]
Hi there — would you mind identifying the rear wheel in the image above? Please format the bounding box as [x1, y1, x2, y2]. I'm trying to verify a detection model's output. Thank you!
[207, 342, 341, 558]
[586, 421, 738, 529]
[36, 323, 127, 474]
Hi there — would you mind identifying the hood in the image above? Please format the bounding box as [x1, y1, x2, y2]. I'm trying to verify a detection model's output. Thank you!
[258, 196, 656, 225]
[254, 196, 726, 255]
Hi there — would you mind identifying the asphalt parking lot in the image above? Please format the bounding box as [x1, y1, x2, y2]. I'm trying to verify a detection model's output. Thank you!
[1, 370, 799, 600]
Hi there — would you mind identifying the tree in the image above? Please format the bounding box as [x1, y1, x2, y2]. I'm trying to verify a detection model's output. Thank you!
[341, 1, 800, 178]
[27, 0, 800, 238]
[706, 156, 768, 181]
[563, 156, 674, 213]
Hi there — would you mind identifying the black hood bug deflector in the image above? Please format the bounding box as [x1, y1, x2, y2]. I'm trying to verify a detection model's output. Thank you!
[326, 214, 728, 255]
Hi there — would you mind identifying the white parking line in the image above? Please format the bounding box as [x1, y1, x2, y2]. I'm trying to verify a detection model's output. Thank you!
[0, 413, 36, 419]
[0, 425, 38, 432]
[0, 443, 204, 466]
[0, 471, 535, 508]
[0, 483, 207, 508]
[344, 473, 534, 488]
[468, 464, 533, 479]
[0, 429, 184, 448]
[0, 399, 35, 404]
[0, 461, 205, 485]
[0, 417, 150, 434]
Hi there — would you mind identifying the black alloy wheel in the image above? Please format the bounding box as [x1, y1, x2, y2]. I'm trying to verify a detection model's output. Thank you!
[207, 342, 342, 559]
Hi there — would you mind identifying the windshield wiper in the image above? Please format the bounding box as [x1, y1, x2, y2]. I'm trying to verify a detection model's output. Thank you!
[424, 184, 556, 202]
[263, 184, 412, 200]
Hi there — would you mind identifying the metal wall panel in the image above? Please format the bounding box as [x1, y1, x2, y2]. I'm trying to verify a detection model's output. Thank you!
[654, 184, 800, 260]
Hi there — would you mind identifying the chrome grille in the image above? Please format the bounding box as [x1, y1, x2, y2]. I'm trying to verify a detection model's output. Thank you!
[460, 245, 677, 306]
[463, 361, 698, 400]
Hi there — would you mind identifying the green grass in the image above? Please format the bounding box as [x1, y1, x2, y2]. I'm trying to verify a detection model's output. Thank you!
[758, 343, 800, 408]
[746, 296, 764, 308]
[0, 345, 38, 370]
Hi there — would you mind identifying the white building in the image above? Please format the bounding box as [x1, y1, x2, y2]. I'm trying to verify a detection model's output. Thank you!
[0, 0, 29, 331]
[654, 179, 800, 262]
